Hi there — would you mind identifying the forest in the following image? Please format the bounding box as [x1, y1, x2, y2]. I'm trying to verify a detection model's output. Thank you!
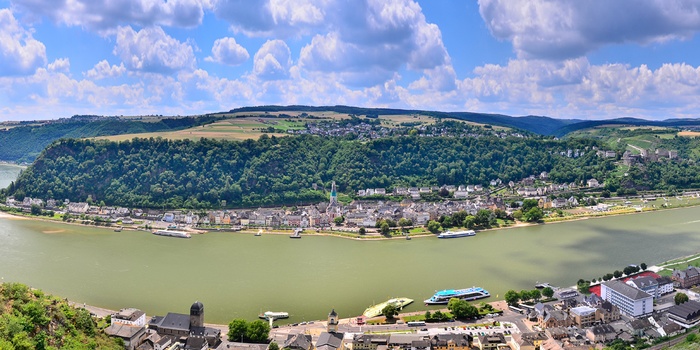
[5, 134, 619, 209]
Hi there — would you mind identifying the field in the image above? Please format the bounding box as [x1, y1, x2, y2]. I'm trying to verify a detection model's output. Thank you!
[93, 110, 506, 142]
[678, 130, 700, 137]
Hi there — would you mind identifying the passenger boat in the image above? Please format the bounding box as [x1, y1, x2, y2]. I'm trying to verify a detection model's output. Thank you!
[152, 229, 191, 238]
[437, 230, 476, 238]
[424, 287, 490, 304]
[258, 311, 289, 320]
[363, 297, 413, 318]
[535, 282, 551, 289]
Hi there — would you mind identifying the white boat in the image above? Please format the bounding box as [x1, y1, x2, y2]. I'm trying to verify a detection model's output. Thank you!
[424, 287, 490, 304]
[152, 229, 191, 238]
[255, 229, 262, 236]
[258, 311, 289, 320]
[437, 230, 476, 239]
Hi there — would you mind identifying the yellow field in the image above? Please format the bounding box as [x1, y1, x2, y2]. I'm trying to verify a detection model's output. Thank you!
[678, 131, 700, 137]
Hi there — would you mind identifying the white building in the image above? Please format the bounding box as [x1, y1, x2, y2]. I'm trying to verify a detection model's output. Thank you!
[600, 280, 653, 318]
[111, 308, 146, 327]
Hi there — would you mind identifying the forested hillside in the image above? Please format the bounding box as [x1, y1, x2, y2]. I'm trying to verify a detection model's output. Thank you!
[0, 282, 122, 350]
[6, 135, 615, 209]
[0, 115, 222, 163]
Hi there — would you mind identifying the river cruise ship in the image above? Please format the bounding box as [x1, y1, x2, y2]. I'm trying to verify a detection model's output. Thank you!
[152, 229, 191, 238]
[424, 287, 490, 304]
[437, 230, 476, 238]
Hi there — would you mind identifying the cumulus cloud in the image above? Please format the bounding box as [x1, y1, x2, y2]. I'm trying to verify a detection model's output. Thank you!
[13, 0, 207, 33]
[252, 39, 292, 80]
[0, 9, 46, 76]
[205, 37, 249, 66]
[479, 0, 700, 60]
[47, 58, 70, 73]
[211, 0, 326, 37]
[85, 60, 126, 80]
[114, 26, 196, 74]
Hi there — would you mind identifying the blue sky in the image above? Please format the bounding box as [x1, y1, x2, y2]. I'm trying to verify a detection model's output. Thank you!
[2, 0, 700, 121]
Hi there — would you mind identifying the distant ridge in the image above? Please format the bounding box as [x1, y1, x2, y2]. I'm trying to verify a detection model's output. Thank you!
[229, 105, 700, 136]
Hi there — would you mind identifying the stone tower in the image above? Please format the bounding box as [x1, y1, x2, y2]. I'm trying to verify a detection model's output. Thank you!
[327, 309, 338, 333]
[190, 301, 204, 328]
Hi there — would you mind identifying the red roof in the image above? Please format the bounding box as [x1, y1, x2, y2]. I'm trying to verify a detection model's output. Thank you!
[588, 271, 660, 296]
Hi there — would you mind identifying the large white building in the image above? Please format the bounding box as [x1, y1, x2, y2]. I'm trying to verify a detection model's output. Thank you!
[600, 280, 653, 318]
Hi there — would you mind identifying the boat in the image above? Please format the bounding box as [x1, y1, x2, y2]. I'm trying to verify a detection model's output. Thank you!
[362, 297, 413, 318]
[535, 282, 551, 289]
[424, 287, 490, 304]
[114, 226, 123, 232]
[152, 229, 191, 239]
[290, 228, 302, 239]
[255, 229, 262, 236]
[437, 230, 476, 239]
[258, 311, 289, 320]
[167, 224, 178, 229]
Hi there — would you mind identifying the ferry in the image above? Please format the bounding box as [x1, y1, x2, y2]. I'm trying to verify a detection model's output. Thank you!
[424, 287, 490, 304]
[258, 311, 289, 320]
[290, 228, 302, 239]
[152, 229, 191, 239]
[437, 230, 476, 239]
[363, 297, 414, 318]
[535, 282, 551, 289]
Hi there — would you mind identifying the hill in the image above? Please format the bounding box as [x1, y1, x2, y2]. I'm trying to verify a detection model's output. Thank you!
[5, 135, 611, 209]
[0, 115, 223, 163]
[0, 282, 122, 350]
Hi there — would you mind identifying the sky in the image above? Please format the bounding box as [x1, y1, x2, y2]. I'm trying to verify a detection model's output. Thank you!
[2, 0, 700, 121]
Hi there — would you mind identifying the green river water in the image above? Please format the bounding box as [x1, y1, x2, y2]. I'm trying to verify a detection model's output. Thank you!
[1, 164, 700, 324]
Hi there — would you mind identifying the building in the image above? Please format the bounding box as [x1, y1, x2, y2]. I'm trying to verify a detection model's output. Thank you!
[327, 309, 339, 333]
[569, 306, 597, 328]
[672, 266, 700, 288]
[329, 181, 339, 207]
[626, 276, 659, 299]
[112, 308, 146, 327]
[147, 301, 221, 348]
[430, 334, 472, 350]
[586, 324, 617, 343]
[284, 333, 314, 350]
[316, 331, 344, 350]
[667, 300, 700, 328]
[476, 333, 506, 350]
[600, 280, 653, 317]
[105, 322, 146, 350]
[656, 276, 674, 295]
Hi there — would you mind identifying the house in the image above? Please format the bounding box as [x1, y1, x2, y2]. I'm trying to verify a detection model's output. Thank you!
[104, 322, 146, 350]
[67, 202, 89, 213]
[672, 266, 700, 288]
[667, 300, 700, 328]
[511, 332, 548, 350]
[284, 333, 314, 350]
[112, 308, 146, 327]
[586, 324, 617, 343]
[587, 179, 600, 188]
[595, 301, 621, 323]
[476, 333, 506, 350]
[626, 276, 659, 299]
[351, 334, 389, 350]
[656, 276, 674, 295]
[600, 280, 653, 317]
[316, 332, 344, 350]
[430, 334, 472, 350]
[388, 334, 424, 350]
[569, 306, 597, 328]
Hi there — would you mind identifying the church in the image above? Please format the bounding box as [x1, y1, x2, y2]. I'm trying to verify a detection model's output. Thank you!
[147, 301, 221, 349]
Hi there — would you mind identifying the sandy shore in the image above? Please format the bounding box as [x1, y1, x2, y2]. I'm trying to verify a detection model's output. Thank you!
[0, 210, 27, 220]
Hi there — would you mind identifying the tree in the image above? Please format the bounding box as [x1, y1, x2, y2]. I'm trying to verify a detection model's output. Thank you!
[530, 289, 541, 301]
[380, 222, 390, 236]
[522, 199, 539, 211]
[463, 215, 476, 229]
[382, 304, 398, 320]
[30, 204, 42, 216]
[358, 227, 366, 235]
[448, 298, 479, 319]
[640, 263, 647, 270]
[398, 218, 412, 232]
[269, 342, 280, 350]
[228, 319, 248, 342]
[613, 270, 622, 278]
[504, 290, 520, 306]
[247, 320, 270, 343]
[675, 292, 689, 305]
[523, 207, 543, 222]
[333, 216, 344, 226]
[427, 220, 442, 234]
[542, 287, 554, 299]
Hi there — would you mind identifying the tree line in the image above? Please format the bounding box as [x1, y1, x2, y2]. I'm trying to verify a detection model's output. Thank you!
[3, 134, 622, 209]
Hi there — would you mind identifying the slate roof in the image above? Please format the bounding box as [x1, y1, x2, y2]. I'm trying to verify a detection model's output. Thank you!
[285, 333, 314, 350]
[667, 300, 700, 321]
[157, 312, 191, 332]
[603, 280, 652, 300]
[590, 324, 616, 335]
[628, 276, 658, 289]
[316, 332, 344, 350]
[104, 323, 144, 339]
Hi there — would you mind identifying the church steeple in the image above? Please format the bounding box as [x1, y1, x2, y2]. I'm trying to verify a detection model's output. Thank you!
[329, 181, 338, 207]
[327, 309, 338, 333]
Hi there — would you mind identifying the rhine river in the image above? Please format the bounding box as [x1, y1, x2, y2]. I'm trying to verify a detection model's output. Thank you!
[1, 164, 700, 324]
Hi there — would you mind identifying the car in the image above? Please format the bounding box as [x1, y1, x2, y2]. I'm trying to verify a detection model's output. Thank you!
[291, 323, 299, 326]
[300, 322, 307, 325]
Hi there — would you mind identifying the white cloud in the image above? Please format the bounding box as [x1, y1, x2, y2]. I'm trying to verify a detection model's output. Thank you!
[47, 58, 70, 73]
[13, 0, 207, 33]
[85, 60, 126, 80]
[252, 39, 292, 80]
[114, 26, 196, 74]
[0, 8, 46, 76]
[205, 37, 249, 66]
[211, 0, 326, 37]
[478, 0, 700, 60]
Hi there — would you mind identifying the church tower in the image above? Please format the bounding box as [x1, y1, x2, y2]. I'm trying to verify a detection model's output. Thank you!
[327, 309, 338, 333]
[329, 181, 338, 207]
[190, 301, 204, 328]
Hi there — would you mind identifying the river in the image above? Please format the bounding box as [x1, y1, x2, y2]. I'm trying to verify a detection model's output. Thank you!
[1, 164, 699, 324]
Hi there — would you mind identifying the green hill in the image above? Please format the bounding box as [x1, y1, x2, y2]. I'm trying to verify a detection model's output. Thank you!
[0, 282, 122, 350]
